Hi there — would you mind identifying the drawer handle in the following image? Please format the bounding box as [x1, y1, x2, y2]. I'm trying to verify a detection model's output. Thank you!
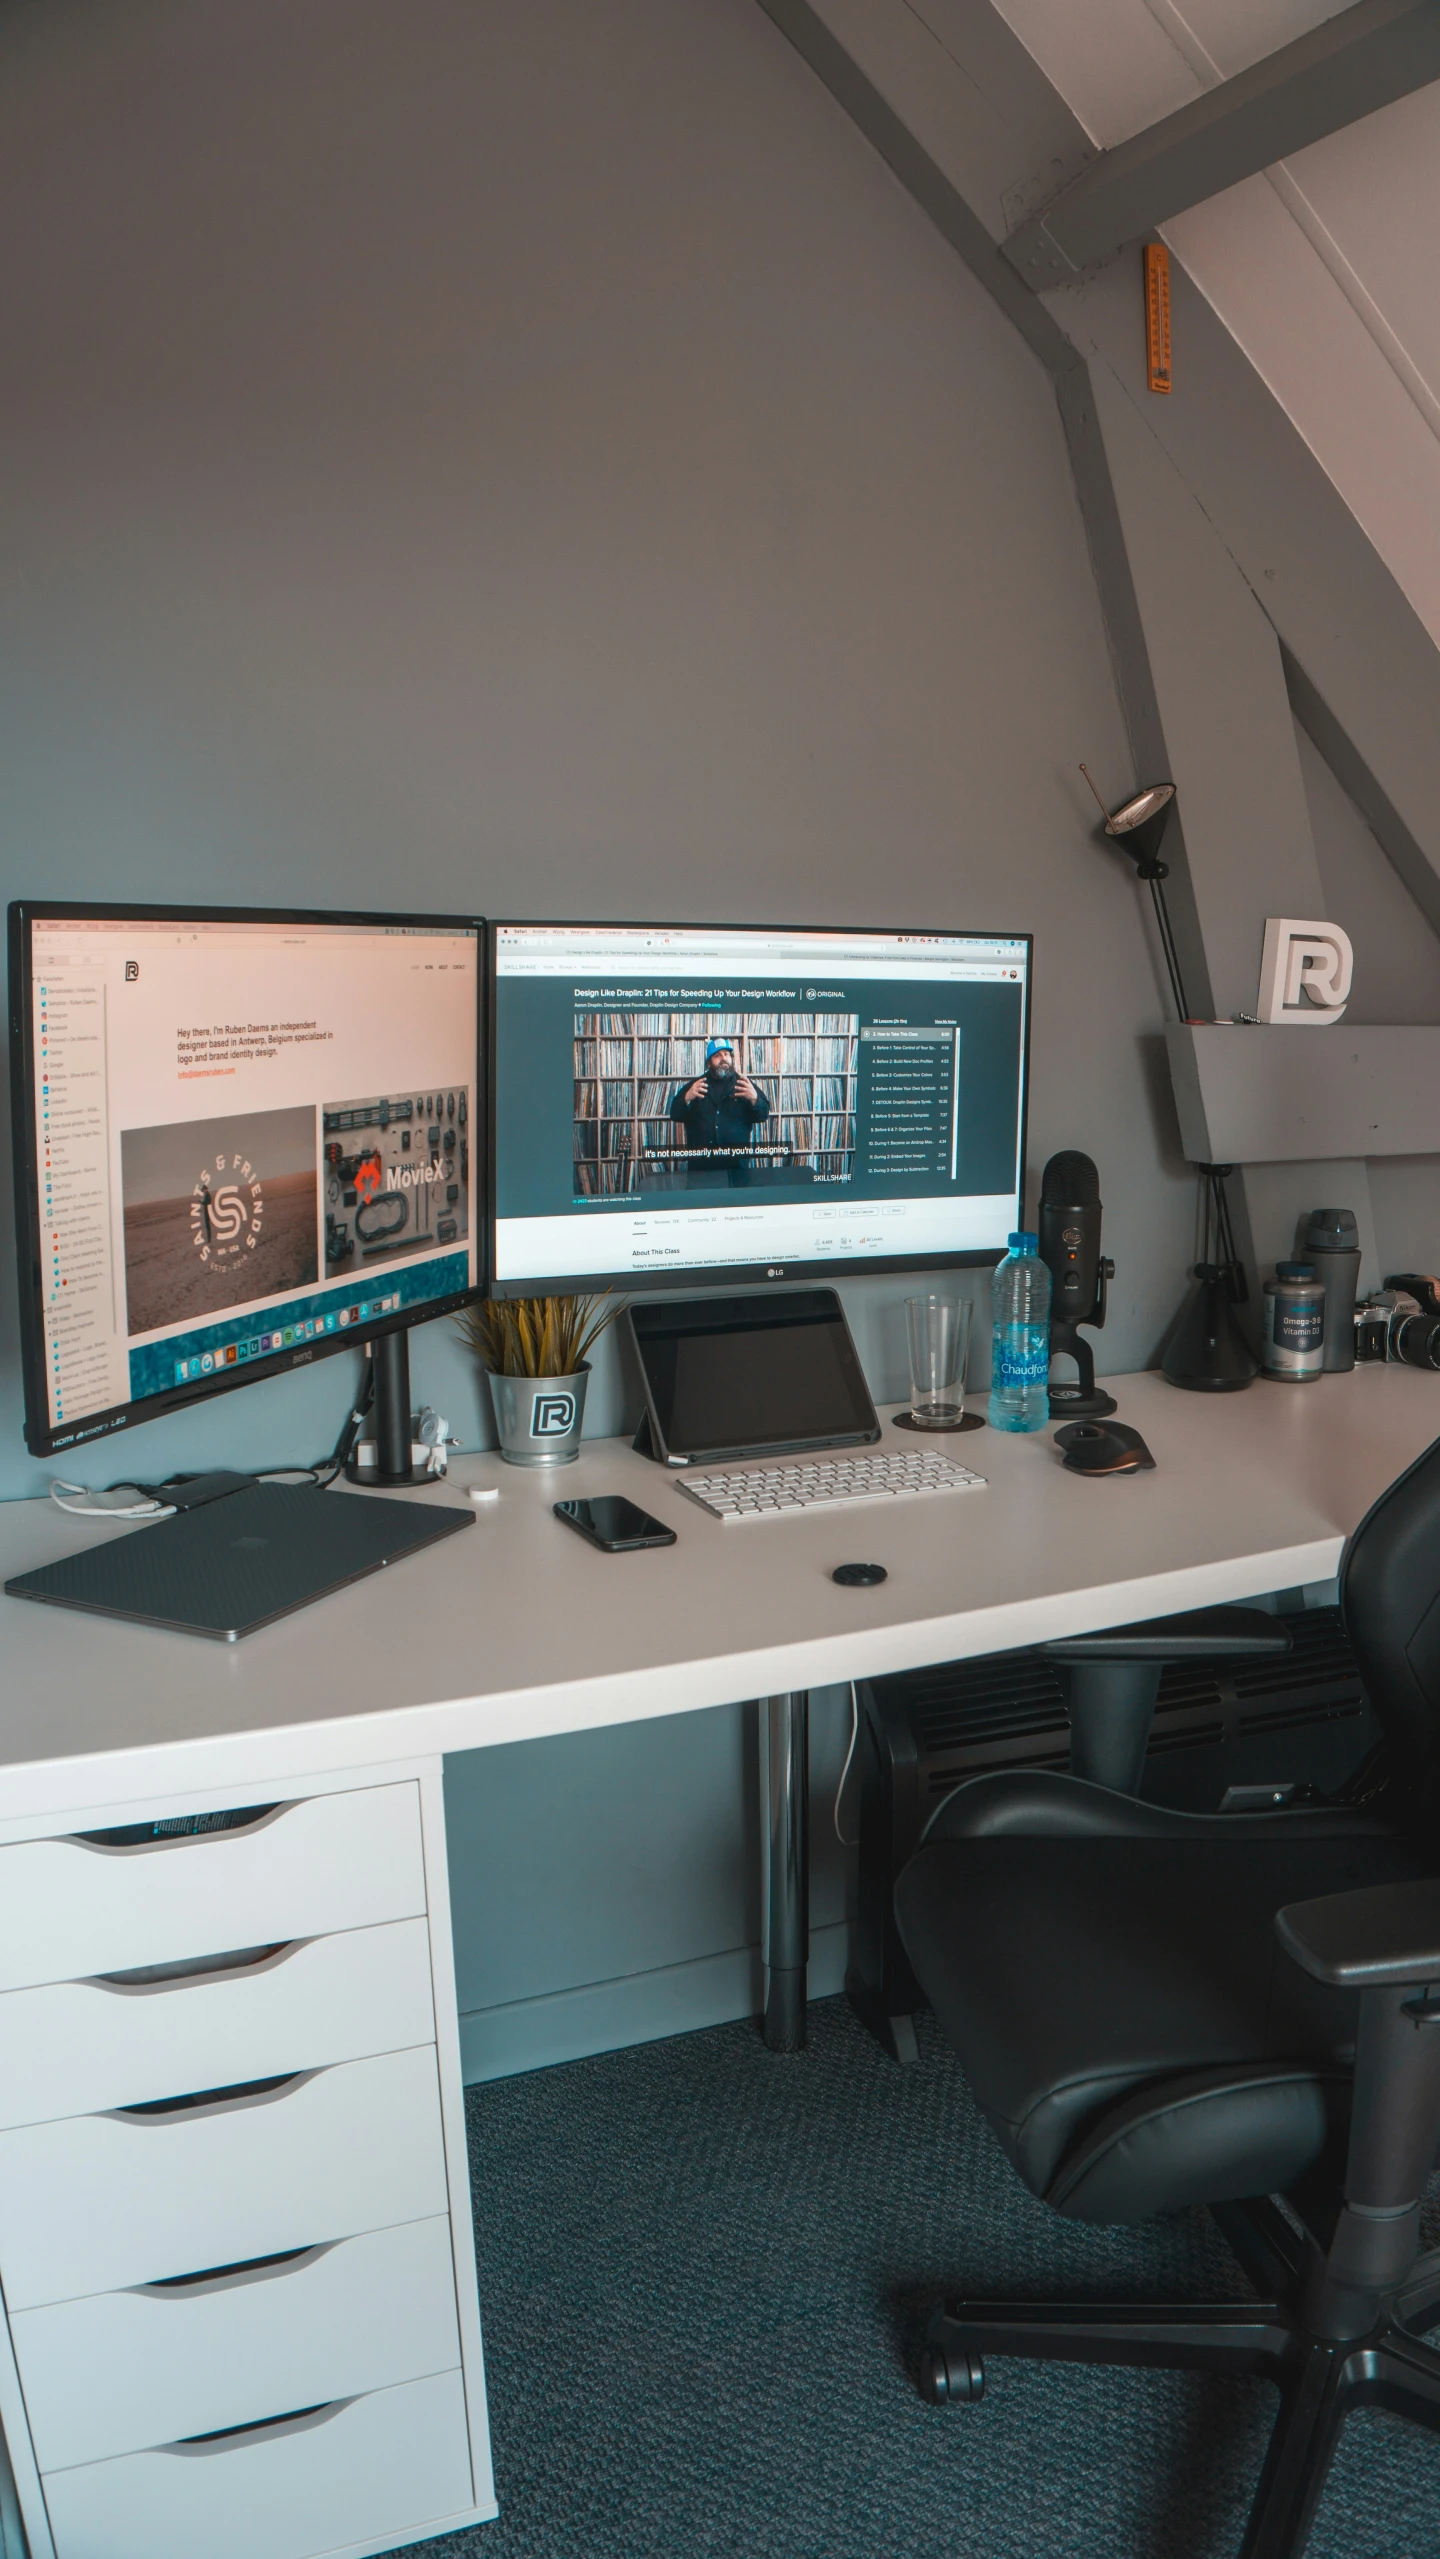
[113, 2069, 314, 2121]
[70, 1803, 286, 1854]
[94, 1941, 297, 1993]
[166, 2399, 353, 2457]
[141, 2242, 330, 2296]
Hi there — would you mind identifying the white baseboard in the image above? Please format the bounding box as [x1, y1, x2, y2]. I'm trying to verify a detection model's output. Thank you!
[458, 1919, 851, 2084]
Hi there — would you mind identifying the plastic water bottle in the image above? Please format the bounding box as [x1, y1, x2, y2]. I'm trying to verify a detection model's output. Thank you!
[988, 1231, 1052, 1432]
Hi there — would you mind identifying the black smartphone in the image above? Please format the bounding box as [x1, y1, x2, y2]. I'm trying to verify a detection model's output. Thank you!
[553, 1495, 677, 1553]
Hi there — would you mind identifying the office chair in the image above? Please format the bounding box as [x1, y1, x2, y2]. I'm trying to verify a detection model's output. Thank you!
[1042, 1604, 1293, 1794]
[895, 1433, 1440, 2559]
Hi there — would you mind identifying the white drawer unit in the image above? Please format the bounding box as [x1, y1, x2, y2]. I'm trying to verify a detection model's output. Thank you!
[0, 1783, 427, 1992]
[0, 1916, 436, 2127]
[0, 1764, 496, 2559]
[40, 2368, 477, 2559]
[0, 2043, 449, 2309]
[12, 2214, 462, 2473]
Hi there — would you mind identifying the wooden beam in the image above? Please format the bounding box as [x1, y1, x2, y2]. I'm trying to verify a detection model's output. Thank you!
[1005, 0, 1440, 287]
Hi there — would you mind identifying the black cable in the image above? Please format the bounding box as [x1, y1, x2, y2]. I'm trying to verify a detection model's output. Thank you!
[96, 1354, 378, 1507]
[1198, 1163, 1247, 1308]
[313, 1356, 375, 1488]
[1216, 1172, 1245, 1302]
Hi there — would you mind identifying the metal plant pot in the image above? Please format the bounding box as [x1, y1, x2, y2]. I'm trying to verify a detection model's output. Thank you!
[486, 1364, 590, 1465]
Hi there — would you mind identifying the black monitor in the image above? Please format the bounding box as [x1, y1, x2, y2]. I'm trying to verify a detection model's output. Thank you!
[490, 920, 1030, 1295]
[10, 902, 484, 1463]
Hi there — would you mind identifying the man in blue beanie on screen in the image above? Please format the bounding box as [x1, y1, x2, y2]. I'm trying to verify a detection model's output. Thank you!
[668, 1036, 771, 1185]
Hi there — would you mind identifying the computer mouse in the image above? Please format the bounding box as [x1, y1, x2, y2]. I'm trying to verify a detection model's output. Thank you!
[1054, 1421, 1155, 1474]
[833, 1561, 888, 1587]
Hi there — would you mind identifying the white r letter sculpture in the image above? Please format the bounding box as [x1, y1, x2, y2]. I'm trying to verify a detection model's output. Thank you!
[1257, 919, 1353, 1026]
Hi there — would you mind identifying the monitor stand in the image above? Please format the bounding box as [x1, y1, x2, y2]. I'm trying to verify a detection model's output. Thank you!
[344, 1330, 436, 1486]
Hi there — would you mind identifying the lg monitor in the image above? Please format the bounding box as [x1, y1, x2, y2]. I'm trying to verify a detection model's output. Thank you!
[11, 902, 484, 1464]
[490, 920, 1030, 1294]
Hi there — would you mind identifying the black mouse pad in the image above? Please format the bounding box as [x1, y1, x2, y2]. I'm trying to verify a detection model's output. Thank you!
[6, 1481, 474, 1642]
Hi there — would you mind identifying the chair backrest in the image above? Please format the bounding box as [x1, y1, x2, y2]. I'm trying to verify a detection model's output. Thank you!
[1341, 1433, 1440, 1778]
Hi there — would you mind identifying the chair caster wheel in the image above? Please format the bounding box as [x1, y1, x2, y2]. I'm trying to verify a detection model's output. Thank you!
[919, 2340, 985, 2406]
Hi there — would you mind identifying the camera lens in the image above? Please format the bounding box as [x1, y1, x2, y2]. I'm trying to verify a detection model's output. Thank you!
[1394, 1313, 1440, 1371]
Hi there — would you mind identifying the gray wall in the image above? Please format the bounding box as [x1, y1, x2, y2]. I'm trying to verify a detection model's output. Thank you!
[1296, 715, 1440, 1277]
[1, 0, 1197, 2074]
[1297, 721, 1440, 1028]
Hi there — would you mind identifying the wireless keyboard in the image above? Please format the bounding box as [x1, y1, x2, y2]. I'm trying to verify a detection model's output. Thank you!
[675, 1445, 986, 1523]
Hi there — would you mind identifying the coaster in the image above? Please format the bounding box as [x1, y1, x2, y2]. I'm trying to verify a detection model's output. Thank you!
[892, 1408, 986, 1434]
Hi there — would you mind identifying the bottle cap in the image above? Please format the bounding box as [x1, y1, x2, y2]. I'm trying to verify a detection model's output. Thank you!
[1008, 1231, 1038, 1254]
[1303, 1208, 1359, 1251]
[1276, 1261, 1315, 1280]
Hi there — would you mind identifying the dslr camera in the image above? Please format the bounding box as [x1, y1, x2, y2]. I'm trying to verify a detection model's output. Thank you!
[1355, 1274, 1440, 1370]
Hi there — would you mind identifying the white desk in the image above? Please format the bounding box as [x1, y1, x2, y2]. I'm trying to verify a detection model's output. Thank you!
[0, 1366, 1433, 2559]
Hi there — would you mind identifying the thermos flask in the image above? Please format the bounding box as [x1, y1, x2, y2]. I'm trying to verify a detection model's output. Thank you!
[1301, 1208, 1361, 1374]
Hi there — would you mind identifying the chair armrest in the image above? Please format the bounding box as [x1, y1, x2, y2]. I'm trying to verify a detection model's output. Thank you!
[925, 1768, 1395, 1844]
[1040, 1605, 1291, 1664]
[1275, 1880, 1440, 1989]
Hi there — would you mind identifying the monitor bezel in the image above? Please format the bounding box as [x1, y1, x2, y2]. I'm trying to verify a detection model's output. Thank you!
[9, 898, 486, 1461]
[487, 916, 1032, 1300]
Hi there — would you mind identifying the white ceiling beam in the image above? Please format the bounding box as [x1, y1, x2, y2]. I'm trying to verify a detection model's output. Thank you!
[1004, 0, 1440, 286]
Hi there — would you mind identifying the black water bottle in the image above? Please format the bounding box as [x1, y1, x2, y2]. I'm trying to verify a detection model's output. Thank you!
[1302, 1208, 1361, 1374]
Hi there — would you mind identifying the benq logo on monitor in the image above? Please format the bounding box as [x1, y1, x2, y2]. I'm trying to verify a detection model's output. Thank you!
[532, 1390, 576, 1437]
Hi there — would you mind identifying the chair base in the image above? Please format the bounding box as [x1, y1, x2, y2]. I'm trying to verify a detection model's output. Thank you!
[918, 2199, 1440, 2559]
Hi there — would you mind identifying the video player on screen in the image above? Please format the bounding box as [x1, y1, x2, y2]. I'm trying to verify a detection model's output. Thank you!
[668, 1037, 771, 1185]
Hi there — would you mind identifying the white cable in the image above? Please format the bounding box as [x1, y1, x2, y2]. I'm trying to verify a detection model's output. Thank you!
[833, 1681, 860, 1847]
[49, 1480, 174, 1521]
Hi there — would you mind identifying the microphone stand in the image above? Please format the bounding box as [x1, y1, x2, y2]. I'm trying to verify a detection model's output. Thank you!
[1047, 1264, 1117, 1420]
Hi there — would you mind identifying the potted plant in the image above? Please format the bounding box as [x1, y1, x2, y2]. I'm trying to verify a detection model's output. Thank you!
[456, 1294, 625, 1465]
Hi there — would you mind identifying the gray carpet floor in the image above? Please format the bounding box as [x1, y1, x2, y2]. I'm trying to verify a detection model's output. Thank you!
[382, 1997, 1440, 2559]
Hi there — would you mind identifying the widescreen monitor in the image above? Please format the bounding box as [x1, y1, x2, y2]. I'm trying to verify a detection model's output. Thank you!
[491, 921, 1030, 1294]
[10, 903, 483, 1459]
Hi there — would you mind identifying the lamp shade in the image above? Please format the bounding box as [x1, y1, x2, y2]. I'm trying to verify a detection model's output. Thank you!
[1105, 782, 1175, 878]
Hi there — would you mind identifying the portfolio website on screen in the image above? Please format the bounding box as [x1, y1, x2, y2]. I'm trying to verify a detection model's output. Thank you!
[493, 924, 1028, 1285]
[30, 916, 478, 1445]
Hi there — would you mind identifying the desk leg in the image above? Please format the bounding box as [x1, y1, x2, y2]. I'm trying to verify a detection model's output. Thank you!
[759, 1691, 809, 2052]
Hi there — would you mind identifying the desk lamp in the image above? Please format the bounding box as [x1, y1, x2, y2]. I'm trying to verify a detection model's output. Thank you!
[1079, 768, 1256, 1392]
[1080, 767, 1192, 1025]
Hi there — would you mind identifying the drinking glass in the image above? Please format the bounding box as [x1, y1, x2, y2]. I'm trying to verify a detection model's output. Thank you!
[905, 1295, 972, 1428]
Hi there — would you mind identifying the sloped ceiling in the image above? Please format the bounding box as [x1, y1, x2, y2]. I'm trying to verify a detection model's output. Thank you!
[978, 0, 1440, 649]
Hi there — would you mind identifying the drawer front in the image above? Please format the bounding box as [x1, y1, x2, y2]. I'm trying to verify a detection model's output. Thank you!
[0, 1784, 425, 1992]
[14, 2214, 461, 2472]
[0, 2044, 448, 2309]
[42, 2367, 476, 2559]
[0, 1916, 435, 2127]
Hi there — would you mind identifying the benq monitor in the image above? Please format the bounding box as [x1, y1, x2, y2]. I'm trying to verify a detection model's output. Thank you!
[11, 902, 484, 1459]
[490, 920, 1029, 1295]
